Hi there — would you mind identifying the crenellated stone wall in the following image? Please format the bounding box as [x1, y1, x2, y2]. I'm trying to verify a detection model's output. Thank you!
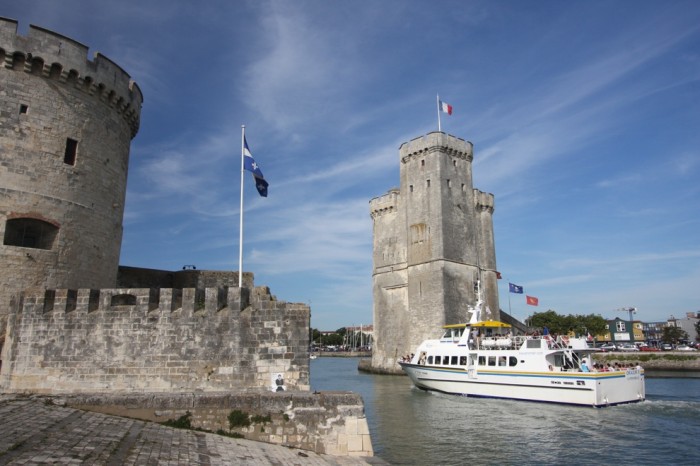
[0, 286, 310, 393]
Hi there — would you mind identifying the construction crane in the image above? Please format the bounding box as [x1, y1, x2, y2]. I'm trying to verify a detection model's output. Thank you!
[616, 307, 637, 321]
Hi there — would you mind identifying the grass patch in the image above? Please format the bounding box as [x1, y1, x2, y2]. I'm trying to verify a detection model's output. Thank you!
[216, 429, 244, 439]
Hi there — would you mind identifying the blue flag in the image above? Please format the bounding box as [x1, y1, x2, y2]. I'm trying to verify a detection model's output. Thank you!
[243, 137, 268, 197]
[509, 283, 523, 294]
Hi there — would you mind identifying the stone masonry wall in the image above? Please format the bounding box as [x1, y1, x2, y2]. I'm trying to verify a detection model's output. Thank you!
[56, 391, 373, 457]
[0, 286, 310, 393]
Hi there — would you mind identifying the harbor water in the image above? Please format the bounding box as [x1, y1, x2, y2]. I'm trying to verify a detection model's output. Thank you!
[311, 357, 700, 465]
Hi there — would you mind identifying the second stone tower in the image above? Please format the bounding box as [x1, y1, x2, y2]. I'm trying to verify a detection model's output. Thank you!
[370, 132, 499, 373]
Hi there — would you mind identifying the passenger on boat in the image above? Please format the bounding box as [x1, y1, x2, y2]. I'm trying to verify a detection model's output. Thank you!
[470, 329, 479, 349]
[581, 360, 590, 372]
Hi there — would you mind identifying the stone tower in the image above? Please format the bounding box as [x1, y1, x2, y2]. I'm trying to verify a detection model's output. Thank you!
[369, 132, 499, 373]
[0, 19, 142, 336]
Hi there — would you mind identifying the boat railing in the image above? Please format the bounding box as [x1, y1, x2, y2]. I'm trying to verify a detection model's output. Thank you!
[475, 335, 577, 351]
[473, 334, 588, 351]
[477, 336, 517, 350]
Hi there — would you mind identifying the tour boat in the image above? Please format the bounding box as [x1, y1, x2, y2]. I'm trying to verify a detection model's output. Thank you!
[399, 300, 645, 407]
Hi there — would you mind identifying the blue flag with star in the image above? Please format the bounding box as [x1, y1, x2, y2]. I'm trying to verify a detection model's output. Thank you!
[243, 136, 268, 197]
[509, 283, 523, 294]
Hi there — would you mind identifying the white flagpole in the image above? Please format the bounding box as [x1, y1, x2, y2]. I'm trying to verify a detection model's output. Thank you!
[437, 94, 442, 132]
[239, 125, 245, 288]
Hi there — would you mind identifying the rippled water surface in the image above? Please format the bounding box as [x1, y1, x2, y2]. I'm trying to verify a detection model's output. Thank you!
[311, 358, 700, 465]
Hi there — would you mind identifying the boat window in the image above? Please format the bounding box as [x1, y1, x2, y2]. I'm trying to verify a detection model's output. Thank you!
[478, 356, 486, 366]
[554, 354, 565, 367]
[460, 356, 467, 365]
[451, 356, 458, 365]
[509, 357, 518, 367]
[427, 356, 433, 364]
[499, 356, 507, 366]
[488, 356, 496, 366]
[527, 339, 542, 349]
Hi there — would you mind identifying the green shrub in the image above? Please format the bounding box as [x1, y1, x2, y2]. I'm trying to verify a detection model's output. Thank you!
[228, 409, 251, 428]
[161, 411, 192, 429]
[251, 414, 271, 424]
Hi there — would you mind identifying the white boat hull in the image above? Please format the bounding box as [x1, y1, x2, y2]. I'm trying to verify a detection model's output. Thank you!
[400, 362, 645, 407]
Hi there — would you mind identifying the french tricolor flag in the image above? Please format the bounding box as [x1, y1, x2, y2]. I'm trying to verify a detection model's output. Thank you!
[439, 100, 453, 115]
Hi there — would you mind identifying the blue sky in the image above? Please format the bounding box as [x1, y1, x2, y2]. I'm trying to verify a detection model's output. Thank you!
[5, 1, 700, 330]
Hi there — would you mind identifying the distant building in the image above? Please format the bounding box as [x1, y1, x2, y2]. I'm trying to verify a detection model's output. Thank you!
[598, 317, 644, 345]
[668, 312, 699, 343]
[642, 321, 666, 345]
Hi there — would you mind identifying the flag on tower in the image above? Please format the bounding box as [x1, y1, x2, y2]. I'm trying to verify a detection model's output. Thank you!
[526, 295, 539, 306]
[439, 100, 453, 115]
[509, 283, 523, 294]
[243, 137, 268, 197]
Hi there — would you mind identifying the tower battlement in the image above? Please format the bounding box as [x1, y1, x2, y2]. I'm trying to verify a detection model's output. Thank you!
[369, 188, 400, 219]
[399, 131, 473, 163]
[16, 285, 310, 319]
[474, 189, 495, 213]
[0, 18, 142, 137]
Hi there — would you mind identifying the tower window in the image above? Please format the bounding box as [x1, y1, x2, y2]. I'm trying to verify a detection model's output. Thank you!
[409, 185, 414, 193]
[447, 179, 452, 188]
[426, 179, 431, 188]
[3, 218, 59, 250]
[64, 138, 78, 165]
[19, 104, 28, 114]
[421, 160, 425, 168]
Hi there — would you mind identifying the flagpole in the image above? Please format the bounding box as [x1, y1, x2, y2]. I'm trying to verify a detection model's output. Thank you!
[508, 288, 512, 316]
[437, 94, 441, 132]
[239, 125, 245, 288]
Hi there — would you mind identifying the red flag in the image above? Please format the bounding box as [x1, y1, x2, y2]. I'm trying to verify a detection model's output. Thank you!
[496, 271, 502, 279]
[526, 295, 539, 306]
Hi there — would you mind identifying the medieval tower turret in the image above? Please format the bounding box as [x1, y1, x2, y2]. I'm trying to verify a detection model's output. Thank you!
[0, 19, 142, 335]
[369, 132, 499, 373]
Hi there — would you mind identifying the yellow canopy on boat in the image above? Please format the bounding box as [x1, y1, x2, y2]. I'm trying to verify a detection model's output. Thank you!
[442, 321, 512, 329]
[469, 320, 512, 328]
[442, 323, 468, 329]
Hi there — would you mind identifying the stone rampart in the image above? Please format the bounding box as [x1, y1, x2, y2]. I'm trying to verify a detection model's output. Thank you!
[53, 391, 373, 457]
[0, 286, 310, 393]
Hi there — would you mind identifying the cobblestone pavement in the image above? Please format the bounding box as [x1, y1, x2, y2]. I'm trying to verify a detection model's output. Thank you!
[0, 397, 385, 465]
